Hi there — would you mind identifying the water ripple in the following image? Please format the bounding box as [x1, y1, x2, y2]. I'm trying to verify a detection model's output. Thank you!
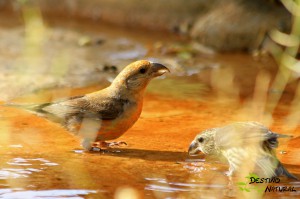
[145, 179, 225, 193]
[0, 189, 97, 199]
[0, 158, 58, 180]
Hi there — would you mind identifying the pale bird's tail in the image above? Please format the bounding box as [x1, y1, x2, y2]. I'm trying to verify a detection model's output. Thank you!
[275, 162, 298, 180]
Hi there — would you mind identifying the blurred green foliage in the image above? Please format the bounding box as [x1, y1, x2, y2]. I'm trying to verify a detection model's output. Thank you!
[267, 0, 300, 114]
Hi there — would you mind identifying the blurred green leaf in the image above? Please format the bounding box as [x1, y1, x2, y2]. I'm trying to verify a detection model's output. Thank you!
[281, 0, 300, 17]
[147, 78, 208, 100]
[270, 30, 299, 47]
[177, 51, 192, 60]
[246, 173, 259, 179]
[257, 188, 264, 193]
[17, 0, 29, 4]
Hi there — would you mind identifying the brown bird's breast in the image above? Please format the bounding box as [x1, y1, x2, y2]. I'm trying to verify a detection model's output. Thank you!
[95, 100, 143, 141]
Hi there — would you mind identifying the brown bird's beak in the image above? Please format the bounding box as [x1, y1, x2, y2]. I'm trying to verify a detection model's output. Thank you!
[188, 141, 201, 156]
[150, 62, 170, 77]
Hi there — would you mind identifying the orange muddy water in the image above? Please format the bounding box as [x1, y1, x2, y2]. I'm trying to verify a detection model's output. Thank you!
[0, 11, 299, 199]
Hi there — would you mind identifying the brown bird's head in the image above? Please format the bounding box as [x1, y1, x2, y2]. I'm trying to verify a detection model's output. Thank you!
[112, 60, 170, 92]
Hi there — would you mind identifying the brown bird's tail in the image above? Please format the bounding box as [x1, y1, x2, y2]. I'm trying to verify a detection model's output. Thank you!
[275, 162, 298, 180]
[3, 103, 63, 123]
[3, 103, 52, 113]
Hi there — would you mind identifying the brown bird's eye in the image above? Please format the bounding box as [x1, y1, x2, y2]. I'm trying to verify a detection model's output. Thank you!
[198, 137, 204, 143]
[139, 68, 147, 74]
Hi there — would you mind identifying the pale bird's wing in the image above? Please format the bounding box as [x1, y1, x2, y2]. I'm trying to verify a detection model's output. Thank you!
[214, 122, 295, 178]
[214, 122, 281, 150]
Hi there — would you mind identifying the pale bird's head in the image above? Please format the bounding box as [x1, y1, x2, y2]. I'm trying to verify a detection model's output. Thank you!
[188, 129, 217, 156]
[112, 60, 170, 91]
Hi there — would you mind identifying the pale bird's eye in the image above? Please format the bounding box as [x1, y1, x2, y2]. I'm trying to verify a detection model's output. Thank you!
[198, 137, 204, 143]
[139, 68, 147, 74]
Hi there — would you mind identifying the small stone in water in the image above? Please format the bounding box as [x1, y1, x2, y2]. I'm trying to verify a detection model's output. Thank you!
[78, 36, 92, 46]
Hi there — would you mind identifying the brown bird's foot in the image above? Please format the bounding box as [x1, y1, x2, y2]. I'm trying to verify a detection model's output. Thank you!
[89, 146, 102, 152]
[88, 142, 103, 152]
[87, 142, 127, 152]
[99, 141, 127, 148]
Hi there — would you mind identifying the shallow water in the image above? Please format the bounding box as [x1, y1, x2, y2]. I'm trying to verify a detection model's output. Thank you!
[0, 10, 299, 199]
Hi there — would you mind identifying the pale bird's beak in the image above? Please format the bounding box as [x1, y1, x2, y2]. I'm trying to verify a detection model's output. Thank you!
[150, 62, 170, 77]
[188, 141, 201, 156]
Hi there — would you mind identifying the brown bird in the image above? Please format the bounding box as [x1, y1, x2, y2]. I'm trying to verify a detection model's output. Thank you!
[8, 60, 169, 150]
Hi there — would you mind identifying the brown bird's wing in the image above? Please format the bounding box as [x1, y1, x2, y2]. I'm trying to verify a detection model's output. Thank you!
[41, 95, 130, 121]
